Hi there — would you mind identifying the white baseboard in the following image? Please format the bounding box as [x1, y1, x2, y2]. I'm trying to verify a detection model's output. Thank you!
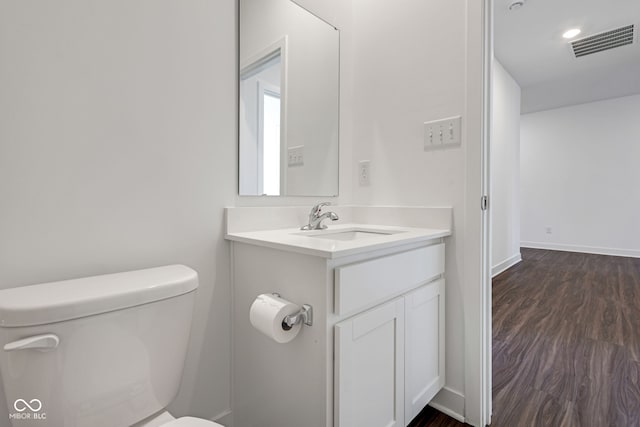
[429, 386, 465, 423]
[521, 241, 640, 259]
[492, 252, 522, 277]
[217, 392, 465, 426]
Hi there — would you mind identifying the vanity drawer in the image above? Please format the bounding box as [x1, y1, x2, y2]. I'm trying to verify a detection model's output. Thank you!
[334, 243, 444, 316]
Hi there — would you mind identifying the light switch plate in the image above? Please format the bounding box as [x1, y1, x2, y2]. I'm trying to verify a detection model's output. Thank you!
[288, 145, 304, 167]
[358, 160, 370, 186]
[424, 116, 462, 150]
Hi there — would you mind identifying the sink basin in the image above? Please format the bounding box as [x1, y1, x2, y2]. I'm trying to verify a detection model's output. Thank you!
[295, 228, 405, 241]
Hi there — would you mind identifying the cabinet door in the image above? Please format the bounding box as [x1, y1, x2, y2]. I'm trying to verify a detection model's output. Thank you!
[404, 279, 445, 424]
[335, 298, 405, 427]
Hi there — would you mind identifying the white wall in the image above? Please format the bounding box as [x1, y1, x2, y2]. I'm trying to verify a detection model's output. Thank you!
[0, 0, 237, 421]
[349, 0, 485, 422]
[491, 60, 522, 276]
[521, 63, 640, 114]
[521, 94, 640, 257]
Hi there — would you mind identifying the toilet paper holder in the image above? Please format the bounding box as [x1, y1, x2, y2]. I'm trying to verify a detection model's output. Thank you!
[273, 294, 313, 330]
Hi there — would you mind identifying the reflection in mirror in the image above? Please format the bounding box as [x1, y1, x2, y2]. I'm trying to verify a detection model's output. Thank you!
[240, 50, 283, 195]
[239, 0, 339, 196]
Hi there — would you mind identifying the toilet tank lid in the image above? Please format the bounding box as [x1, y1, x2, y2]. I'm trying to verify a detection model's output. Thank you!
[0, 265, 198, 327]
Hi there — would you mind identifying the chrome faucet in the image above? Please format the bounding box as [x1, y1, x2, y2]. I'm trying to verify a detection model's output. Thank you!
[301, 202, 339, 230]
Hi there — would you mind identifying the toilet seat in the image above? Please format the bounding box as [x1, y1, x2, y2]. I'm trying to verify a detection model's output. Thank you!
[161, 416, 223, 427]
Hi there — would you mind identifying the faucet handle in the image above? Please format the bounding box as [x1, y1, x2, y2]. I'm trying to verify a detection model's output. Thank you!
[311, 202, 331, 215]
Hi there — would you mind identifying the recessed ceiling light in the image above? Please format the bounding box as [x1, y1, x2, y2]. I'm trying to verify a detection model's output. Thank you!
[562, 28, 582, 39]
[508, 0, 526, 11]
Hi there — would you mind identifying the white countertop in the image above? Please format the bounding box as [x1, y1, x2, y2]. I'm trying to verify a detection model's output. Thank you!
[225, 223, 451, 259]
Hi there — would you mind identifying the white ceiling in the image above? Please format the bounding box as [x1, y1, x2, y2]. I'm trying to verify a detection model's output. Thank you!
[494, 0, 640, 112]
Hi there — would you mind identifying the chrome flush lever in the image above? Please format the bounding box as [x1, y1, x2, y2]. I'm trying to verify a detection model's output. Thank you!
[4, 334, 59, 352]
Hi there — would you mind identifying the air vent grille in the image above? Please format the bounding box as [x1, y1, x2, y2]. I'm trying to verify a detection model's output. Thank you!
[571, 24, 635, 58]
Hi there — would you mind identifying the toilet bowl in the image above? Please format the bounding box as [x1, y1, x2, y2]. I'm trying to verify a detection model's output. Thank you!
[0, 265, 222, 427]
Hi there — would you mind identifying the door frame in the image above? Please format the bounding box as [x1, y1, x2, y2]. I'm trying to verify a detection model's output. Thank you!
[463, 0, 493, 425]
[481, 0, 494, 423]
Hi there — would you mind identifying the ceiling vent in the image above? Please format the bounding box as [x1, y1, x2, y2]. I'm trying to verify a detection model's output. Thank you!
[571, 24, 635, 58]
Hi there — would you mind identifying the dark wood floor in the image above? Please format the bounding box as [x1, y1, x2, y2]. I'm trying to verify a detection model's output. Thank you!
[408, 405, 467, 427]
[492, 248, 640, 426]
[411, 248, 640, 426]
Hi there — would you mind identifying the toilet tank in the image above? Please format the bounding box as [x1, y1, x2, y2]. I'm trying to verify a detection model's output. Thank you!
[0, 265, 199, 427]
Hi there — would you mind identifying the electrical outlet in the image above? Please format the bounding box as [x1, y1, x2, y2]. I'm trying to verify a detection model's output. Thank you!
[424, 116, 462, 150]
[358, 160, 370, 186]
[287, 145, 304, 167]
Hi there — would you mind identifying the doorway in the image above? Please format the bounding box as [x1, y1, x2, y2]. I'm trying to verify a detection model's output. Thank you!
[490, 0, 640, 424]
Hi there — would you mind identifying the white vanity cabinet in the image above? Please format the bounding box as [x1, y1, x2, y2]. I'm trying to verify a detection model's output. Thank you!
[228, 228, 448, 427]
[404, 279, 446, 422]
[333, 246, 445, 427]
[335, 297, 406, 427]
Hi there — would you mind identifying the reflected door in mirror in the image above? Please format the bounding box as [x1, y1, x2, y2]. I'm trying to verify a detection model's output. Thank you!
[240, 52, 282, 196]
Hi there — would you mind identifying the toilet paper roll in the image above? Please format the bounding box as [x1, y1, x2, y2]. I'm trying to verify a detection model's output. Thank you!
[249, 294, 302, 343]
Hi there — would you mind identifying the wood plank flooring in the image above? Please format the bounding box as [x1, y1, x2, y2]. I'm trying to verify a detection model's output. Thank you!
[408, 405, 467, 427]
[410, 248, 640, 426]
[492, 248, 640, 426]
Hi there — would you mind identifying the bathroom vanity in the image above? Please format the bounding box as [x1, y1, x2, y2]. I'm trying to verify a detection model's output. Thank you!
[226, 206, 451, 427]
[235, 0, 455, 421]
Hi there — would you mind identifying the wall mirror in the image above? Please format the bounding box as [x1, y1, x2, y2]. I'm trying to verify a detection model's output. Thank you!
[239, 0, 339, 196]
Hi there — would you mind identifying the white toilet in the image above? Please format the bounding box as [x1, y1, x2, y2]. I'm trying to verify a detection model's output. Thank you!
[0, 265, 222, 427]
